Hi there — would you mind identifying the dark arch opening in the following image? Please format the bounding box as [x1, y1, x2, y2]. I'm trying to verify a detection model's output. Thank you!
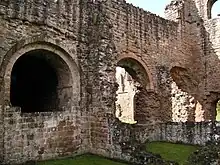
[207, 0, 219, 19]
[10, 49, 68, 113]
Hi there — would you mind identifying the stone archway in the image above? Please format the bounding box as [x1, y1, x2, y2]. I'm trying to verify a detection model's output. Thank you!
[115, 57, 155, 124]
[2, 42, 80, 107]
[0, 40, 80, 164]
[10, 49, 71, 112]
[117, 53, 154, 91]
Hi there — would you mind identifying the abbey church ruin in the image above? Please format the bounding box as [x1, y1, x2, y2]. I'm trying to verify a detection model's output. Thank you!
[0, 0, 220, 164]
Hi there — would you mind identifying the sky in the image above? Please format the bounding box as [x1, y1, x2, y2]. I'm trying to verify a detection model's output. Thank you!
[126, 0, 220, 18]
[126, 0, 169, 17]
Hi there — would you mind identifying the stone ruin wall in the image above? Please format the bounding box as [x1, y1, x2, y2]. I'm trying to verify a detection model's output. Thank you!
[88, 0, 200, 159]
[90, 0, 220, 161]
[0, 0, 86, 164]
[0, 0, 220, 164]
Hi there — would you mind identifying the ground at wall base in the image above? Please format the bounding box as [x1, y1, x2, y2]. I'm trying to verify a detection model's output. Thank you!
[146, 142, 199, 165]
[29, 154, 128, 165]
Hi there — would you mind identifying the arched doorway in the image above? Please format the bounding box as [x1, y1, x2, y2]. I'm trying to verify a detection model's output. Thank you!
[10, 49, 71, 112]
[115, 58, 151, 124]
[1, 42, 79, 113]
[115, 66, 138, 124]
[0, 41, 80, 163]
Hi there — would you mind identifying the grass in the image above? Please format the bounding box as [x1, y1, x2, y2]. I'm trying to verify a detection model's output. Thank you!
[146, 142, 199, 165]
[37, 154, 127, 165]
[36, 142, 199, 165]
[216, 100, 220, 121]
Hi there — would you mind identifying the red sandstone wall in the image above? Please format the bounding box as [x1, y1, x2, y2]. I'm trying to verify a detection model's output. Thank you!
[0, 0, 88, 164]
[88, 0, 195, 156]
[0, 0, 220, 164]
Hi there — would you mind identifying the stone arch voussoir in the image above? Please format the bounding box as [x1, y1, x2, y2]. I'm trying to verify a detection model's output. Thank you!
[0, 36, 80, 106]
[117, 53, 155, 91]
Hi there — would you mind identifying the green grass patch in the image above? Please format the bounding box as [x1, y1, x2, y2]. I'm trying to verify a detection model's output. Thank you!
[37, 154, 127, 165]
[216, 100, 220, 121]
[146, 142, 199, 165]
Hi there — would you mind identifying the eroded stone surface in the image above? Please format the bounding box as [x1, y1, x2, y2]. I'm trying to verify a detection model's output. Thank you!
[0, 0, 220, 164]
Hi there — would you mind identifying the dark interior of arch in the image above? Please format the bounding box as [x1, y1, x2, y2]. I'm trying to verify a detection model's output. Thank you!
[117, 58, 149, 88]
[10, 49, 59, 113]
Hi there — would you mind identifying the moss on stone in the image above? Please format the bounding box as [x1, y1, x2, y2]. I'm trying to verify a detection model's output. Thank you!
[188, 142, 220, 165]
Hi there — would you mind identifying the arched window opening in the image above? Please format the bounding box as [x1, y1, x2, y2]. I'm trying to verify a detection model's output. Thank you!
[207, 0, 219, 19]
[216, 100, 220, 121]
[10, 49, 72, 113]
[115, 66, 138, 124]
[115, 58, 150, 124]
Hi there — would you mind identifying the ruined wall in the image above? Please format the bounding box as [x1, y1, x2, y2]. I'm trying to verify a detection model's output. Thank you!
[184, 0, 220, 120]
[111, 121, 218, 148]
[153, 122, 214, 145]
[204, 18, 220, 91]
[1, 0, 220, 164]
[0, 0, 88, 163]
[164, 0, 220, 121]
[176, 0, 220, 120]
[104, 0, 196, 123]
[171, 82, 196, 122]
[89, 0, 220, 161]
[193, 0, 219, 19]
[88, 0, 196, 159]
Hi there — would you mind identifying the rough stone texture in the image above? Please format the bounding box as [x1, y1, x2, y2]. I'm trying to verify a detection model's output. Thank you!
[171, 81, 196, 122]
[0, 0, 220, 164]
[153, 122, 214, 145]
[0, 0, 83, 164]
